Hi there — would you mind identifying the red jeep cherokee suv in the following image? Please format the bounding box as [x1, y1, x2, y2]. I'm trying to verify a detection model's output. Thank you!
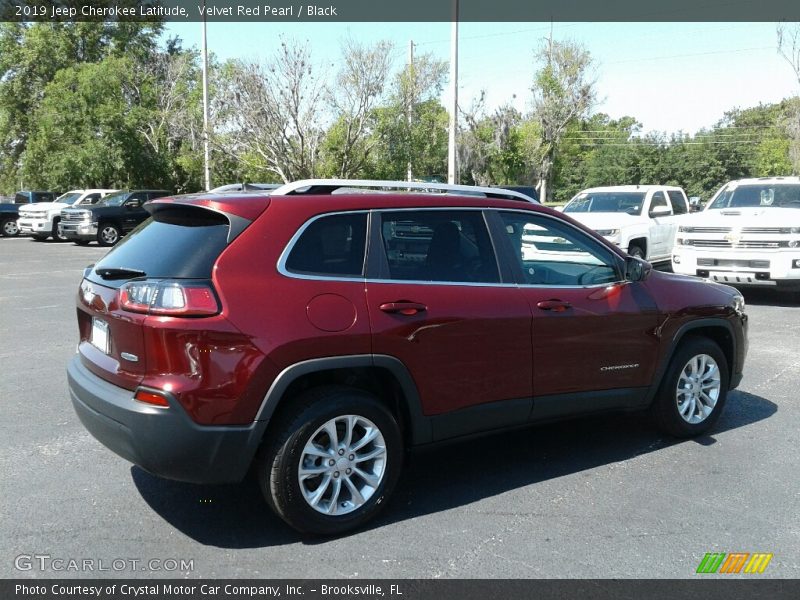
[67, 179, 747, 535]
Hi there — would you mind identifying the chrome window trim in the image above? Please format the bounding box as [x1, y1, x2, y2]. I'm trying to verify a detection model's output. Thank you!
[278, 206, 623, 290]
[277, 210, 371, 280]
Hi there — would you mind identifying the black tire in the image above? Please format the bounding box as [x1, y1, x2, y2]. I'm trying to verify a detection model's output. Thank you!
[32, 234, 48, 241]
[1, 218, 19, 237]
[74, 240, 90, 246]
[52, 218, 68, 242]
[628, 244, 646, 259]
[97, 223, 121, 247]
[651, 337, 729, 438]
[257, 386, 403, 535]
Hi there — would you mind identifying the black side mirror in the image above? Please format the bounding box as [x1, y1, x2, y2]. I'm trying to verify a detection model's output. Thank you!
[625, 256, 652, 282]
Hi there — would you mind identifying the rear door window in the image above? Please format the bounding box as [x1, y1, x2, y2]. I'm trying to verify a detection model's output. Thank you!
[667, 191, 688, 215]
[285, 213, 368, 278]
[378, 210, 500, 283]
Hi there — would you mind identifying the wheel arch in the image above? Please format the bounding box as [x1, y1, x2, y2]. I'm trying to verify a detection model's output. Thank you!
[647, 318, 736, 406]
[251, 355, 432, 450]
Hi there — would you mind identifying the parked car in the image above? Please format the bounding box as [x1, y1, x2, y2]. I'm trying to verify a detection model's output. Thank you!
[562, 185, 691, 263]
[68, 178, 747, 535]
[1, 190, 59, 237]
[18, 189, 117, 241]
[210, 183, 281, 193]
[59, 189, 169, 246]
[672, 177, 800, 291]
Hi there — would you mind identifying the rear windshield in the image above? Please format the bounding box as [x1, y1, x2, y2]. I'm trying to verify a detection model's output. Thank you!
[89, 207, 230, 285]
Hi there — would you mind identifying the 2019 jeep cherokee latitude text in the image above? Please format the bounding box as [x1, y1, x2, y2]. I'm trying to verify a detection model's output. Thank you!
[67, 180, 748, 535]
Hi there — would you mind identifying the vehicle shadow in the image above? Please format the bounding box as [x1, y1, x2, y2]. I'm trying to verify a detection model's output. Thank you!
[131, 389, 776, 548]
[738, 287, 800, 308]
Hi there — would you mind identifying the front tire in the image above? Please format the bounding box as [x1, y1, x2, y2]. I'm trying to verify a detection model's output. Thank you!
[651, 337, 729, 437]
[97, 223, 121, 246]
[1, 218, 19, 237]
[52, 218, 68, 242]
[257, 386, 403, 535]
[628, 244, 646, 259]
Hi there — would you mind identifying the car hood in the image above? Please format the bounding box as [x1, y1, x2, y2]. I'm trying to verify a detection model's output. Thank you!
[18, 202, 67, 213]
[562, 212, 641, 229]
[696, 207, 800, 226]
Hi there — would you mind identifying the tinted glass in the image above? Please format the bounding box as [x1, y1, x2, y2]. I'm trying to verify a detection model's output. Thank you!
[667, 190, 688, 215]
[564, 192, 645, 215]
[650, 192, 669, 211]
[89, 206, 230, 286]
[97, 191, 131, 207]
[379, 210, 499, 283]
[500, 211, 619, 286]
[286, 213, 368, 277]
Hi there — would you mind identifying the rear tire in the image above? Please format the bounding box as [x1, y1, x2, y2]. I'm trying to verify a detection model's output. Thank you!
[651, 337, 729, 437]
[32, 234, 48, 241]
[257, 386, 403, 535]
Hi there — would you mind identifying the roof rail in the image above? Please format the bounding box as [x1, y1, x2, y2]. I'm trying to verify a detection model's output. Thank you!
[270, 179, 538, 203]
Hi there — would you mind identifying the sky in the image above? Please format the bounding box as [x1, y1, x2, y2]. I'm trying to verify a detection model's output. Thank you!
[163, 21, 800, 135]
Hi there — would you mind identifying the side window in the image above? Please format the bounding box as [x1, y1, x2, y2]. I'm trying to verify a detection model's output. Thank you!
[285, 213, 368, 277]
[126, 193, 146, 208]
[667, 191, 688, 215]
[650, 191, 669, 212]
[499, 211, 620, 286]
[379, 210, 499, 283]
[83, 194, 101, 204]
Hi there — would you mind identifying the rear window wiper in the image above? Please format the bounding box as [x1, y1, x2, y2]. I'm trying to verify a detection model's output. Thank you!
[95, 267, 147, 280]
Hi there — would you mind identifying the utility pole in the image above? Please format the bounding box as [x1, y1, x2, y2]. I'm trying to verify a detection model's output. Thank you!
[407, 40, 415, 182]
[447, 0, 458, 184]
[201, 1, 211, 191]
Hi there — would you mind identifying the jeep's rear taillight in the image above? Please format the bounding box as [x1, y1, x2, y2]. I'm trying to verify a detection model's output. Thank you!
[119, 280, 219, 316]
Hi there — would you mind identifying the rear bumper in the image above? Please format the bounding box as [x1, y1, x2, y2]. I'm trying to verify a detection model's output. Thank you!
[67, 355, 261, 484]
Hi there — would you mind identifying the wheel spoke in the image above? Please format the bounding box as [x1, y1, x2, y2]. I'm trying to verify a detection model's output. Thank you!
[326, 478, 343, 515]
[678, 398, 692, 416]
[323, 421, 339, 450]
[354, 445, 386, 463]
[342, 416, 356, 450]
[299, 464, 329, 479]
[351, 427, 379, 452]
[308, 474, 332, 507]
[354, 467, 381, 488]
[344, 477, 365, 506]
[303, 444, 333, 459]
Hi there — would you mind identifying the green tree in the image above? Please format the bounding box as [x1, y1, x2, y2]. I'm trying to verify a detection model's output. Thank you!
[0, 21, 162, 191]
[531, 38, 596, 202]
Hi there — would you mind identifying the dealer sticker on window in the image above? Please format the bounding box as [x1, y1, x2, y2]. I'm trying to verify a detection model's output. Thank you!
[90, 318, 110, 354]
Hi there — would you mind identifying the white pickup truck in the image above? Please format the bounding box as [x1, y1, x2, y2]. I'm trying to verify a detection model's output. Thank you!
[672, 177, 800, 291]
[17, 189, 117, 241]
[561, 185, 691, 263]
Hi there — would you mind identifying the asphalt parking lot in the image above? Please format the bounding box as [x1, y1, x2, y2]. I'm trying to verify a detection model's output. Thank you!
[1, 236, 798, 579]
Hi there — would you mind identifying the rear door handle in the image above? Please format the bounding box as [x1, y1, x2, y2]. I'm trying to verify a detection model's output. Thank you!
[379, 302, 427, 316]
[536, 299, 571, 312]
